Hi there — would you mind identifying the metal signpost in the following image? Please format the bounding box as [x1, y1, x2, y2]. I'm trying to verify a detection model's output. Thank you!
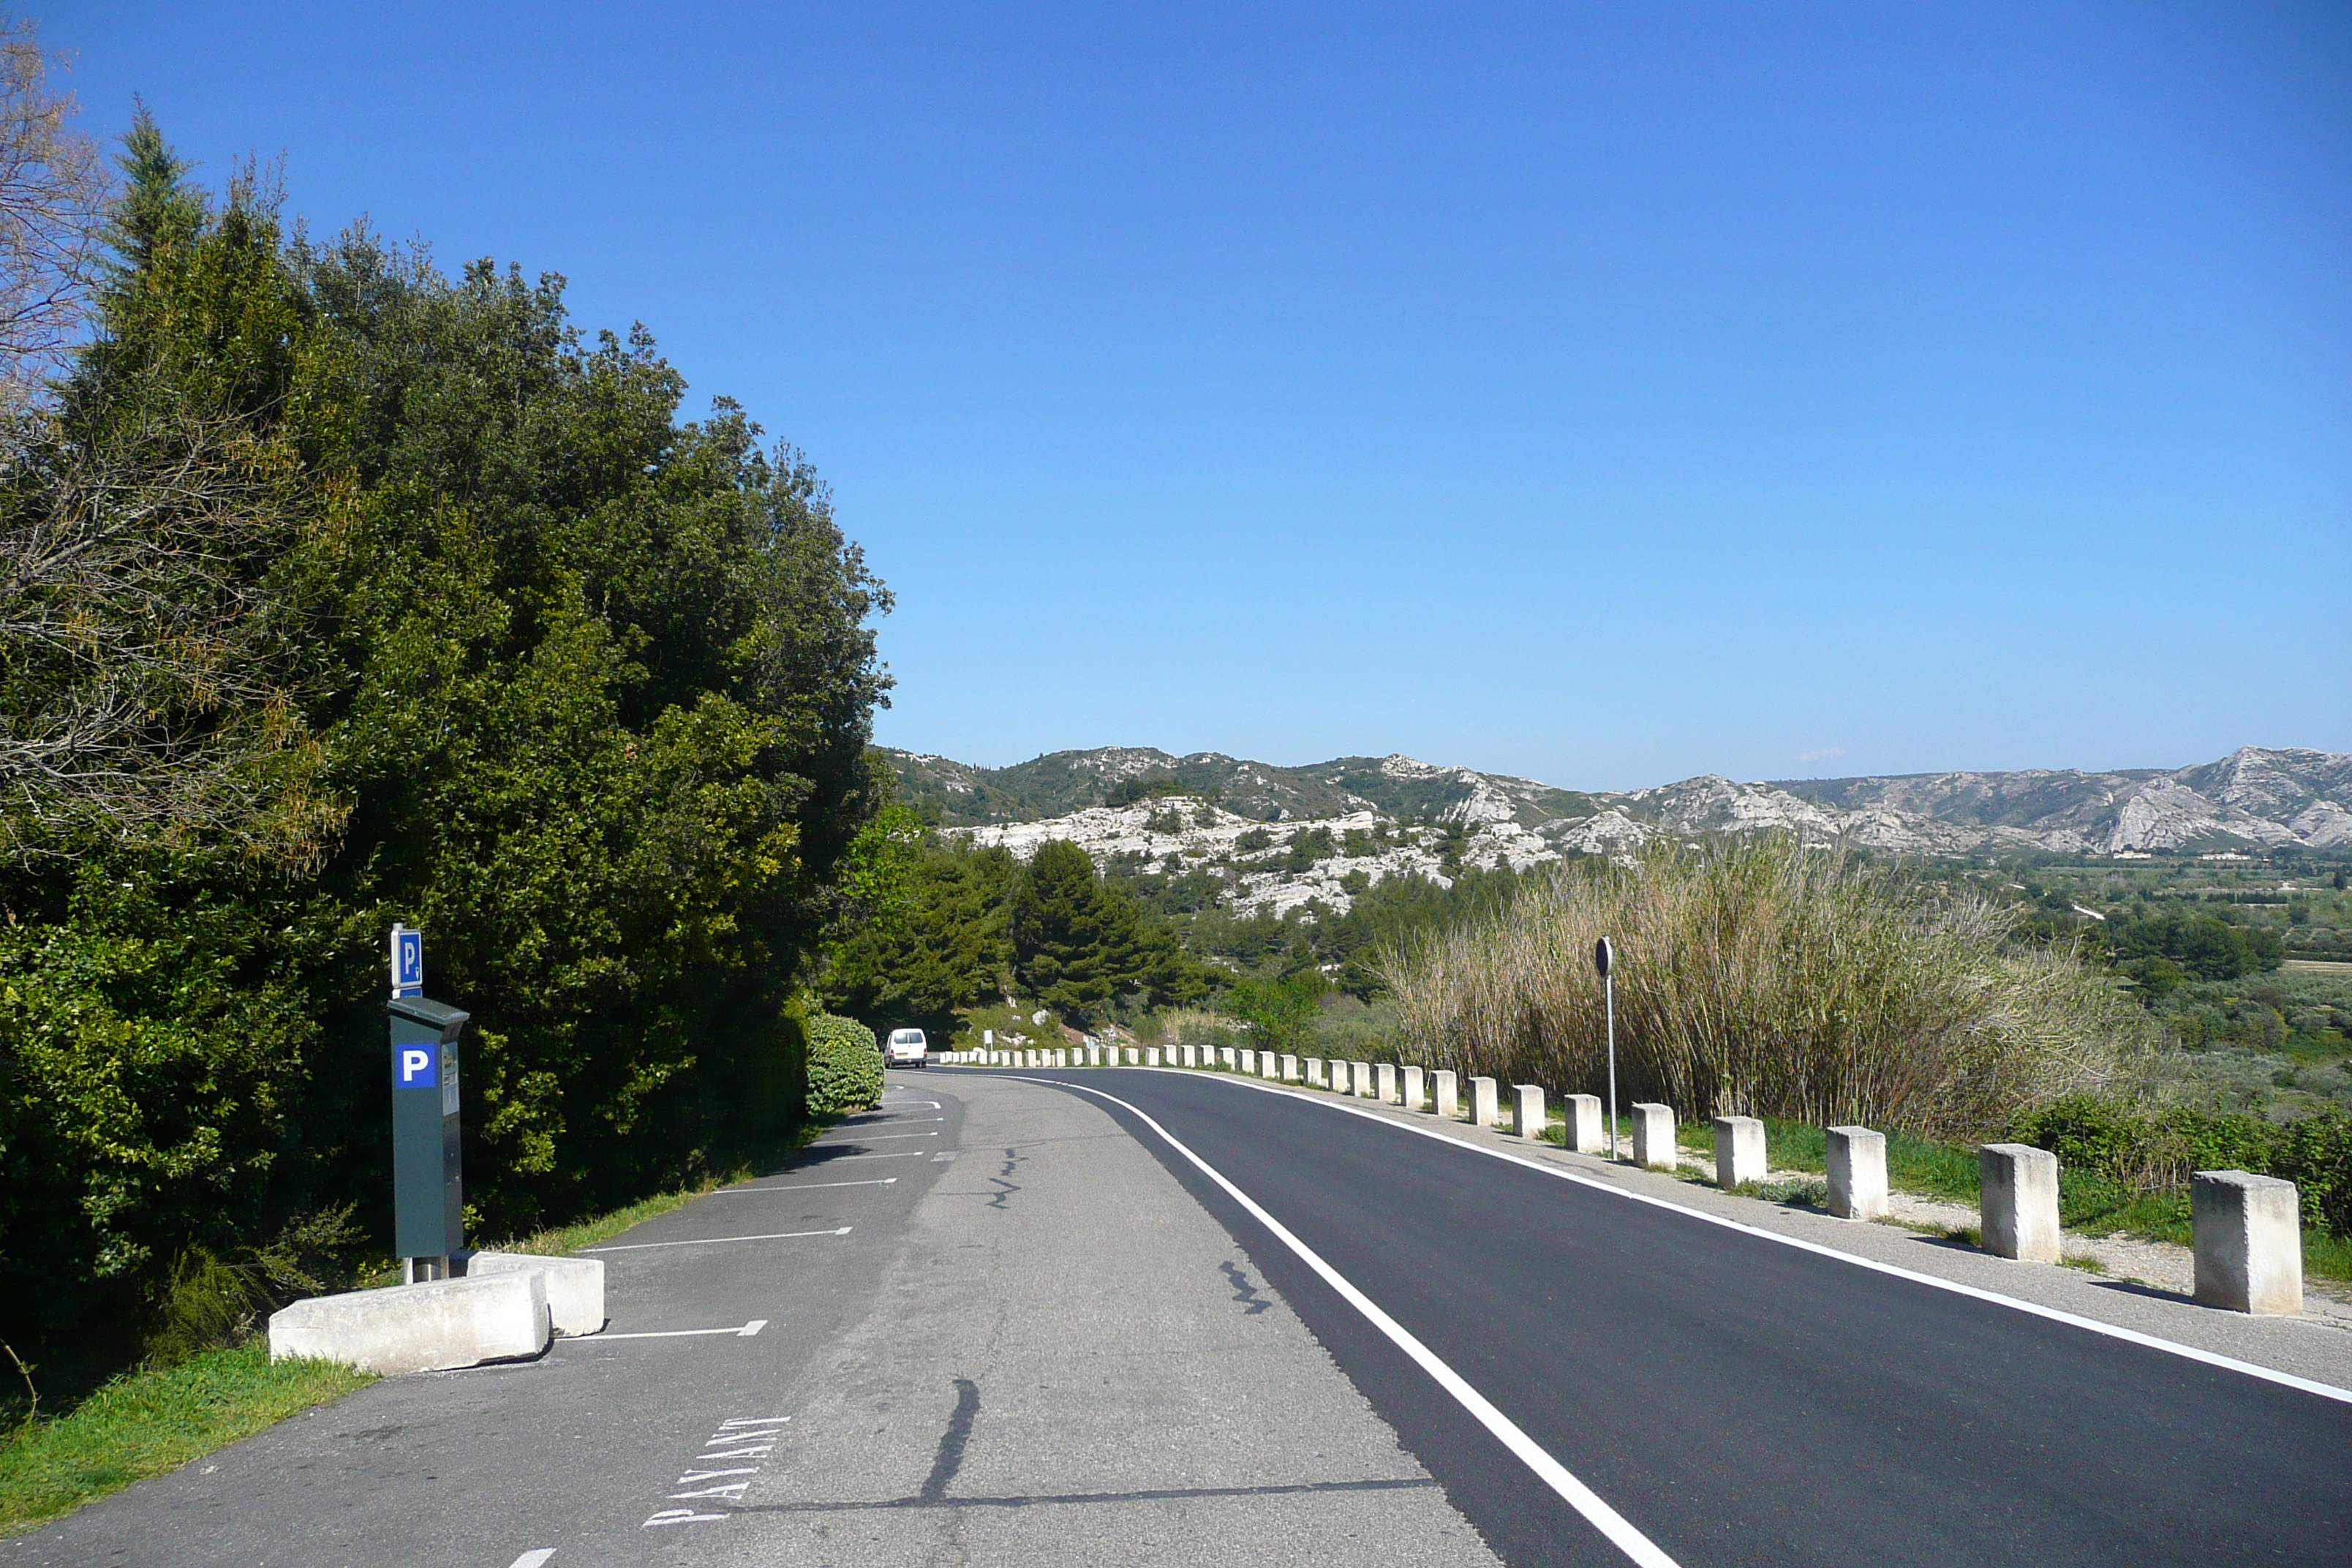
[387, 924, 470, 1284]
[1595, 935, 1618, 1160]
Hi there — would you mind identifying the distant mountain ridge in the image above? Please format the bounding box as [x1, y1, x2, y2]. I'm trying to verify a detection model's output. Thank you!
[885, 745, 2352, 859]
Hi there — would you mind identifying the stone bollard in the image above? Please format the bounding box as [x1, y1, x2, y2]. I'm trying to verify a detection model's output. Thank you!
[1630, 1103, 1676, 1169]
[1432, 1070, 1458, 1118]
[1262, 1052, 1279, 1079]
[1978, 1144, 2061, 1262]
[1219, 1047, 1235, 1069]
[1353, 1061, 1376, 1098]
[1280, 1054, 1299, 1082]
[1512, 1085, 1546, 1140]
[1088, 1044, 1104, 1066]
[1565, 1094, 1603, 1153]
[1825, 1127, 1887, 1220]
[1145, 1047, 1161, 1066]
[1377, 1063, 1399, 1104]
[466, 1252, 606, 1337]
[1306, 1058, 1326, 1088]
[1401, 1066, 1425, 1110]
[1239, 1049, 1256, 1075]
[267, 1273, 551, 1376]
[1714, 1116, 1766, 1188]
[1124, 1047, 1139, 1066]
[2193, 1171, 2302, 1315]
[1469, 1076, 1499, 1127]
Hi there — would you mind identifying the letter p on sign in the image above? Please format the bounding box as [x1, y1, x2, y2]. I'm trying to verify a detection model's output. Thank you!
[400, 1047, 437, 1087]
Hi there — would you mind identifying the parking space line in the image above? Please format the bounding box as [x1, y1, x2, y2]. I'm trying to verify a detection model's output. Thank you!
[810, 1132, 937, 1143]
[570, 1319, 769, 1341]
[583, 1228, 851, 1253]
[508, 1552, 554, 1568]
[716, 1177, 898, 1193]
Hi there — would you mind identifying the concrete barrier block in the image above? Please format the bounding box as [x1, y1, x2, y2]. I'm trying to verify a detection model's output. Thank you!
[1144, 1046, 1160, 1067]
[1352, 1061, 1376, 1098]
[1279, 1054, 1299, 1082]
[1401, 1066, 1425, 1110]
[1432, 1070, 1458, 1118]
[1240, 1049, 1258, 1075]
[2193, 1170, 2302, 1314]
[1377, 1063, 1399, 1104]
[1979, 1143, 2061, 1262]
[268, 1273, 549, 1376]
[1469, 1076, 1499, 1127]
[1305, 1058, 1326, 1088]
[466, 1252, 606, 1337]
[1825, 1127, 1888, 1221]
[1565, 1094, 1602, 1153]
[1260, 1052, 1278, 1079]
[1512, 1084, 1546, 1139]
[1714, 1115, 1766, 1188]
[1630, 1103, 1676, 1169]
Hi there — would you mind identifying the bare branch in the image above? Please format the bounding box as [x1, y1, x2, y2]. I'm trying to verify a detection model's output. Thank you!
[0, 15, 109, 417]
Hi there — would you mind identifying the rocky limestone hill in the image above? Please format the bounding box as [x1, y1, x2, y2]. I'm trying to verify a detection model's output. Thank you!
[883, 745, 2352, 918]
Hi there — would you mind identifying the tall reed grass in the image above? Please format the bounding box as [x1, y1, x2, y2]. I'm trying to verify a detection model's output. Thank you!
[1379, 837, 2155, 1140]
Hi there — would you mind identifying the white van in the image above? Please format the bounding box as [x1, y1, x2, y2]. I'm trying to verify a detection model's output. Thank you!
[886, 1028, 929, 1068]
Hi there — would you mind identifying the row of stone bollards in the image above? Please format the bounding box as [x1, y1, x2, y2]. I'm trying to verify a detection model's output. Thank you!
[946, 1044, 2304, 1316]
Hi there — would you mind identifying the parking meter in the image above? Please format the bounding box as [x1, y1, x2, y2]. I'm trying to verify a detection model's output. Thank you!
[389, 991, 470, 1279]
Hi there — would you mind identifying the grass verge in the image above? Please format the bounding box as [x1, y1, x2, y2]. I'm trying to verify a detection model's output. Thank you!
[0, 1345, 372, 1534]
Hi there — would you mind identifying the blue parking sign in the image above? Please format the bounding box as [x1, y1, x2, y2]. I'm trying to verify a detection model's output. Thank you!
[391, 924, 424, 999]
[396, 1044, 439, 1088]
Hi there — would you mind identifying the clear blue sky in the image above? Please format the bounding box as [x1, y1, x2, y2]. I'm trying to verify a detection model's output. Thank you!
[48, 2, 2351, 790]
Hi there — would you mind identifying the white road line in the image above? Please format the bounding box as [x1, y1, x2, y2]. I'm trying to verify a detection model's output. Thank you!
[794, 1150, 927, 1161]
[1108, 1071, 2352, 1410]
[810, 1132, 938, 1143]
[715, 1177, 899, 1193]
[1040, 1078, 1680, 1568]
[574, 1319, 769, 1341]
[508, 1553, 555, 1568]
[583, 1227, 851, 1253]
[879, 1100, 943, 1109]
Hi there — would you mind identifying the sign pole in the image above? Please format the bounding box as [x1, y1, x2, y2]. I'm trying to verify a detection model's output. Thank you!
[1596, 937, 1618, 1161]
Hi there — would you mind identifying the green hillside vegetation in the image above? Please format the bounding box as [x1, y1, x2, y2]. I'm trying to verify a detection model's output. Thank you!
[815, 821, 1534, 1039]
[1, 116, 887, 1405]
[882, 746, 1599, 829]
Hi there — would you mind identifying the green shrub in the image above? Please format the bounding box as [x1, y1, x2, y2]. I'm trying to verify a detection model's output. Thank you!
[805, 1011, 881, 1116]
[2012, 1096, 2352, 1238]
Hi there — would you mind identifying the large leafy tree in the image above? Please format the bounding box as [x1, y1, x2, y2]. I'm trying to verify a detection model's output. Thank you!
[0, 120, 889, 1371]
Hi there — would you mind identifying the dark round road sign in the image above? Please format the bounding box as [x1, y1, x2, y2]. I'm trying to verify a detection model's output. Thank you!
[1594, 935, 1613, 977]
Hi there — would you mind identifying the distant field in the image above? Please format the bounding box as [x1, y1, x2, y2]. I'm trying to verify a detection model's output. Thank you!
[2284, 960, 2352, 974]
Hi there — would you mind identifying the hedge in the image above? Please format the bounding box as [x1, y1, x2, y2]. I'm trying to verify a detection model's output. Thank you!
[2012, 1098, 2352, 1238]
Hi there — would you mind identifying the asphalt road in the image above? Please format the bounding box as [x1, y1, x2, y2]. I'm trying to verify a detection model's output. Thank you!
[12, 1064, 2350, 1567]
[1041, 1067, 2352, 1567]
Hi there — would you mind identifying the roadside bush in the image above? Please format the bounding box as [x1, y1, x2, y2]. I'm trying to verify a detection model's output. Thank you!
[1380, 837, 2157, 1140]
[805, 1011, 881, 1116]
[2013, 1097, 2352, 1238]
